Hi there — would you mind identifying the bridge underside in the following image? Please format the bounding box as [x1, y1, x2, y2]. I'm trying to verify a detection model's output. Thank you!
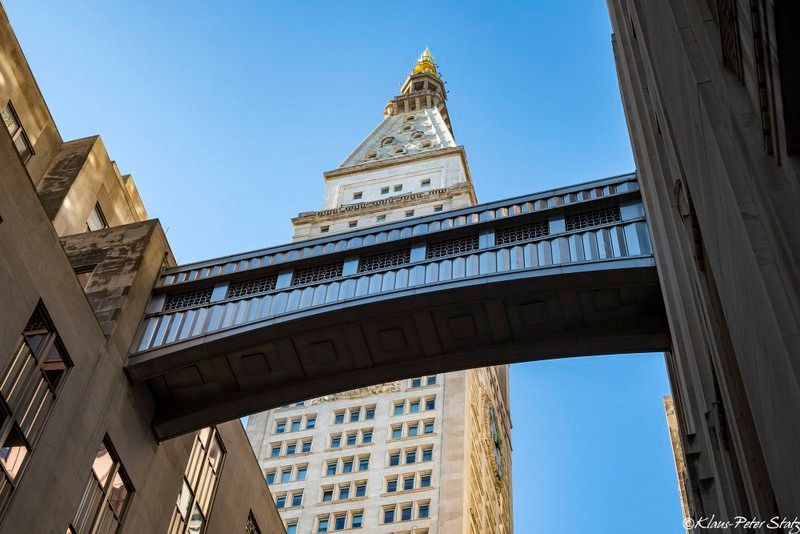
[130, 260, 668, 440]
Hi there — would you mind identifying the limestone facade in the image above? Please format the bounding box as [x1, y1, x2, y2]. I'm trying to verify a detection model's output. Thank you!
[247, 50, 512, 533]
[609, 0, 800, 520]
[0, 4, 283, 533]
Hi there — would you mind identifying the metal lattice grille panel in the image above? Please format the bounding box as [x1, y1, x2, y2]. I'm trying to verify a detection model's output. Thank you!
[496, 221, 549, 245]
[164, 288, 213, 311]
[292, 262, 344, 286]
[565, 206, 621, 231]
[227, 275, 277, 299]
[245, 512, 261, 534]
[358, 248, 411, 273]
[426, 234, 479, 259]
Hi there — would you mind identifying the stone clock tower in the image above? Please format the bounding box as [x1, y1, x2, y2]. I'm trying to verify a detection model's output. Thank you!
[246, 50, 513, 534]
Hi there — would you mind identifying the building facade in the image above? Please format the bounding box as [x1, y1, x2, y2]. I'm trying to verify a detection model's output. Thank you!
[0, 4, 284, 533]
[246, 50, 513, 534]
[609, 0, 800, 522]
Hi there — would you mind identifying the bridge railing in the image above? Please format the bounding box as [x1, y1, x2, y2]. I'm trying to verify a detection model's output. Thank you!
[133, 174, 651, 355]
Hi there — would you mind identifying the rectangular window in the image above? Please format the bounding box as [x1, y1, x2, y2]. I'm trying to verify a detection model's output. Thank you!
[291, 492, 302, 507]
[334, 515, 346, 530]
[420, 473, 431, 487]
[265, 471, 275, 485]
[301, 440, 312, 453]
[426, 375, 437, 385]
[421, 179, 431, 187]
[296, 466, 307, 481]
[339, 485, 350, 500]
[331, 435, 341, 448]
[408, 424, 418, 437]
[381, 187, 389, 194]
[286, 523, 297, 534]
[376, 215, 386, 222]
[403, 477, 414, 491]
[166, 428, 225, 534]
[275, 421, 286, 434]
[346, 433, 357, 446]
[422, 447, 433, 462]
[286, 443, 296, 455]
[2, 102, 33, 164]
[383, 507, 395, 523]
[326, 462, 337, 476]
[70, 437, 132, 534]
[401, 505, 412, 521]
[434, 205, 443, 212]
[349, 410, 360, 422]
[0, 303, 71, 511]
[419, 502, 430, 519]
[355, 483, 366, 497]
[270, 445, 280, 458]
[358, 456, 369, 471]
[391, 426, 402, 439]
[393, 403, 404, 416]
[306, 417, 316, 429]
[348, 220, 358, 228]
[405, 450, 416, 464]
[362, 431, 372, 444]
[409, 401, 420, 414]
[389, 453, 400, 467]
[425, 398, 435, 410]
[411, 378, 422, 388]
[424, 421, 434, 434]
[394, 184, 403, 192]
[334, 412, 345, 424]
[365, 407, 375, 420]
[86, 203, 108, 232]
[353, 191, 363, 200]
[322, 488, 333, 502]
[320, 226, 330, 234]
[290, 419, 301, 432]
[280, 470, 291, 484]
[342, 460, 353, 473]
[405, 210, 414, 217]
[387, 478, 398, 492]
[317, 517, 329, 533]
[352, 512, 363, 528]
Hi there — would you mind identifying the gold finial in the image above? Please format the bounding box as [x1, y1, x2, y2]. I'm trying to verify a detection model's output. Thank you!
[411, 47, 439, 78]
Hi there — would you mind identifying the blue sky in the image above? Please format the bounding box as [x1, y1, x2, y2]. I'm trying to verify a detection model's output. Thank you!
[6, 1, 682, 531]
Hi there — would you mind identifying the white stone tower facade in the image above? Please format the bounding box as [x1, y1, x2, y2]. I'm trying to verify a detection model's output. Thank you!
[246, 50, 512, 534]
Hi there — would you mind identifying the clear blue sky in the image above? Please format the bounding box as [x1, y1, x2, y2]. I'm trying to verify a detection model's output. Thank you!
[5, 1, 682, 532]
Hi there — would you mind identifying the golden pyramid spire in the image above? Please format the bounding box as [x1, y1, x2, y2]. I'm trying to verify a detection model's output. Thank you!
[411, 47, 439, 78]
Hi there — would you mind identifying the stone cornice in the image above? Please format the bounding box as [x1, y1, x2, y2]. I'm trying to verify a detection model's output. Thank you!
[323, 146, 469, 181]
[292, 183, 476, 225]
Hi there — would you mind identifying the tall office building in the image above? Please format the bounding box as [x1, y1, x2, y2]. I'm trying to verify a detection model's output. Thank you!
[246, 50, 513, 534]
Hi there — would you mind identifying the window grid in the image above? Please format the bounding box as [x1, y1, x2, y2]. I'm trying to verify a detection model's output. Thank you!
[164, 287, 213, 311]
[292, 262, 344, 286]
[69, 437, 132, 534]
[1, 101, 33, 163]
[496, 220, 549, 245]
[227, 275, 277, 299]
[381, 500, 431, 524]
[167, 427, 225, 534]
[358, 248, 411, 273]
[0, 303, 71, 515]
[425, 234, 479, 259]
[565, 206, 622, 231]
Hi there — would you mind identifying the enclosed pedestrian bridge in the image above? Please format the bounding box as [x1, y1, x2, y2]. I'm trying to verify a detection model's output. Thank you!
[126, 173, 670, 439]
